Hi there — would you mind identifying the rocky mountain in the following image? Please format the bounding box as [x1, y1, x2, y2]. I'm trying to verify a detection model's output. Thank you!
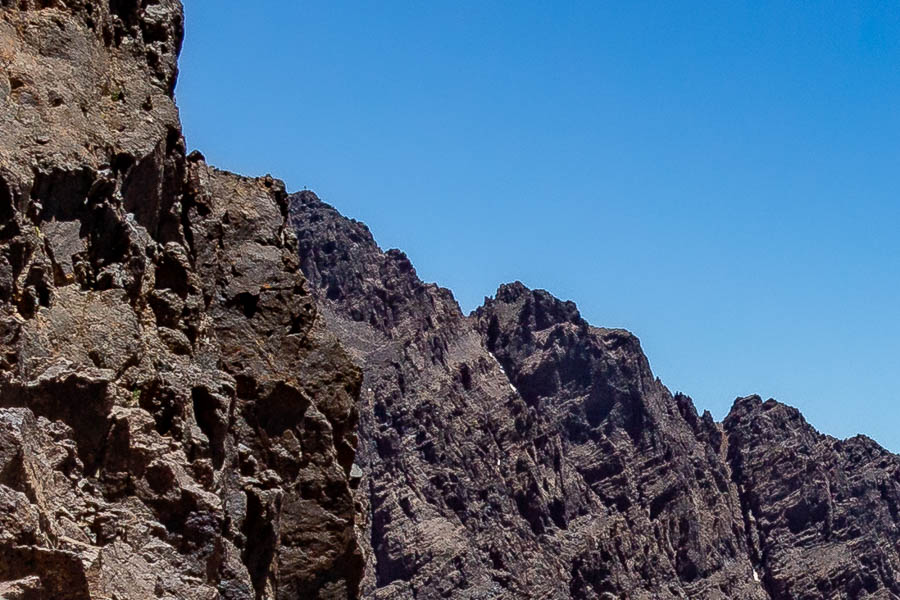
[0, 2, 360, 599]
[291, 191, 900, 600]
[2, 2, 899, 599]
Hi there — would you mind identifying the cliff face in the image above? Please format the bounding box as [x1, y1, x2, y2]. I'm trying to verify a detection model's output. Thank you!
[291, 191, 900, 600]
[725, 398, 900, 599]
[0, 3, 361, 599]
[4, 3, 900, 600]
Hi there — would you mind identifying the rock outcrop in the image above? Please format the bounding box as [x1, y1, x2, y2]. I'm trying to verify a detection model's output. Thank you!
[725, 397, 900, 599]
[0, 3, 361, 599]
[291, 190, 900, 599]
[4, 2, 900, 599]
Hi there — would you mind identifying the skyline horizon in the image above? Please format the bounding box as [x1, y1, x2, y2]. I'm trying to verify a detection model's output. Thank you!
[176, 1, 900, 452]
[277, 187, 900, 453]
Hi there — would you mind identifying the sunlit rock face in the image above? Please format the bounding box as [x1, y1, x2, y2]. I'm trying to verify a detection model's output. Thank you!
[0, 3, 362, 598]
[725, 396, 900, 599]
[3, 1, 900, 599]
[291, 190, 900, 600]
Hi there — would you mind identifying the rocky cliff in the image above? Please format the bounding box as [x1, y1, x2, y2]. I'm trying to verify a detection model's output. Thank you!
[291, 191, 900, 600]
[3, 2, 900, 599]
[0, 2, 361, 599]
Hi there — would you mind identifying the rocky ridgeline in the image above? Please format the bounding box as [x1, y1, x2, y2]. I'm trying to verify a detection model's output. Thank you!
[1, 2, 361, 599]
[2, 1, 899, 599]
[291, 191, 900, 600]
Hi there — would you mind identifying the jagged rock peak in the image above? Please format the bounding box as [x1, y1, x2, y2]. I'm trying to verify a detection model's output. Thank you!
[289, 191, 462, 344]
[723, 394, 900, 598]
[485, 281, 585, 329]
[291, 193, 900, 598]
[293, 200, 770, 598]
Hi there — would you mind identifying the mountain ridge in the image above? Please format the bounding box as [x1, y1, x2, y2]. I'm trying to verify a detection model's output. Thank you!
[2, 1, 899, 598]
[291, 188, 900, 599]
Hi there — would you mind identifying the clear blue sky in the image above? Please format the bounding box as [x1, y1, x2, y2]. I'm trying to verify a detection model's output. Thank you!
[176, 1, 900, 451]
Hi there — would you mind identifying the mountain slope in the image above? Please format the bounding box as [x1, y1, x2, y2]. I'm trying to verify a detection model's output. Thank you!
[291, 190, 900, 600]
[3, 2, 899, 598]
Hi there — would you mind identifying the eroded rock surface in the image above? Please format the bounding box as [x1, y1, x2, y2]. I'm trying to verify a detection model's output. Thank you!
[291, 190, 900, 599]
[4, 1, 900, 599]
[0, 3, 361, 598]
[725, 397, 900, 599]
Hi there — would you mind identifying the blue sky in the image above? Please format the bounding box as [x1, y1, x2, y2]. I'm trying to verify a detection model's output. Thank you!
[176, 1, 900, 451]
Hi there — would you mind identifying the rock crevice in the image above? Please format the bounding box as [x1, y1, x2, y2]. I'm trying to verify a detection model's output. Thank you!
[0, 3, 362, 598]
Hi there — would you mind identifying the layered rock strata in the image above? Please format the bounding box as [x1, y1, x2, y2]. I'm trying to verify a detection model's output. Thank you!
[291, 190, 900, 600]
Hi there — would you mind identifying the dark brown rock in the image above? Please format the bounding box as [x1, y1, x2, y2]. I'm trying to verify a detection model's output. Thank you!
[291, 192, 764, 599]
[291, 190, 900, 600]
[5, 1, 900, 599]
[0, 3, 362, 599]
[725, 396, 900, 599]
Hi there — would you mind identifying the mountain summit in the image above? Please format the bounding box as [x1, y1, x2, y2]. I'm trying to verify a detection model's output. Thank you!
[292, 189, 900, 600]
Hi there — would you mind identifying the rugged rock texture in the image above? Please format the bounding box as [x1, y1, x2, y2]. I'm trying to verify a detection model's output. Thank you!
[4, 2, 900, 599]
[291, 190, 900, 600]
[725, 397, 900, 599]
[473, 283, 769, 599]
[0, 2, 361, 599]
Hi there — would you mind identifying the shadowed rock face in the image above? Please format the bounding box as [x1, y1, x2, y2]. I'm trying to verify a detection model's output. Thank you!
[291, 190, 900, 600]
[0, 3, 361, 599]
